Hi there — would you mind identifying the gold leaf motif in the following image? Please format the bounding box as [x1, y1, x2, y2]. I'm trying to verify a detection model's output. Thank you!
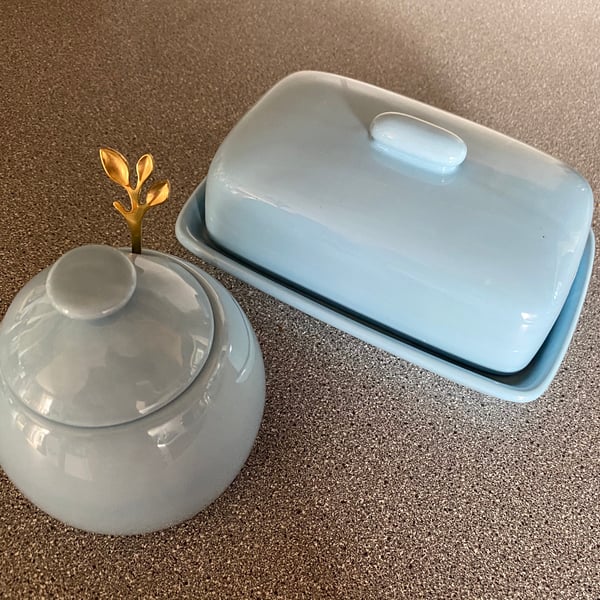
[100, 147, 169, 254]
[145, 180, 170, 207]
[99, 148, 130, 188]
[136, 153, 154, 188]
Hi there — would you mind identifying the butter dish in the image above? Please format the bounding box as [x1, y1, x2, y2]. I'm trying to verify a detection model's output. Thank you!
[176, 71, 595, 401]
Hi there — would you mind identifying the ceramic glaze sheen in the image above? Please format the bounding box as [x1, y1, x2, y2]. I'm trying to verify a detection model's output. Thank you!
[205, 71, 594, 374]
[0, 251, 265, 535]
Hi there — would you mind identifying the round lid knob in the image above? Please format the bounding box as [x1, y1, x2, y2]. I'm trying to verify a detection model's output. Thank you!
[46, 245, 137, 320]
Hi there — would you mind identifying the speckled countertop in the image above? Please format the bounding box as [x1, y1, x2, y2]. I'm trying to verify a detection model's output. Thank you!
[1, 1, 600, 598]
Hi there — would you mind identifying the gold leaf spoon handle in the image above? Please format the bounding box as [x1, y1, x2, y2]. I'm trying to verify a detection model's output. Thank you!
[99, 147, 170, 254]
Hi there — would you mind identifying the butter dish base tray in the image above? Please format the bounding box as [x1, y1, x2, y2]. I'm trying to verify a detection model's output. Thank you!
[176, 180, 595, 402]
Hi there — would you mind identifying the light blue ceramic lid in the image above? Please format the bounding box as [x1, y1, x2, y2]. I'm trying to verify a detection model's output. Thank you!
[205, 71, 594, 374]
[0, 245, 214, 427]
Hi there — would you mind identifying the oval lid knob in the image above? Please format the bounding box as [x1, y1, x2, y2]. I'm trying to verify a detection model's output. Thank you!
[46, 245, 137, 320]
[369, 112, 467, 173]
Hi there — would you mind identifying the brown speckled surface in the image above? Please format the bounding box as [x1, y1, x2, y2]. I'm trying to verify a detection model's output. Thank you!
[1, 1, 600, 598]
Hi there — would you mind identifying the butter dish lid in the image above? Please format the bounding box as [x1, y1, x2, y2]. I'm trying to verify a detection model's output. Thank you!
[0, 245, 214, 427]
[204, 71, 594, 374]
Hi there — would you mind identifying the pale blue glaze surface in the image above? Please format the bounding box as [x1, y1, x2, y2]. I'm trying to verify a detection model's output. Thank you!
[176, 180, 594, 402]
[204, 71, 594, 374]
[0, 252, 265, 534]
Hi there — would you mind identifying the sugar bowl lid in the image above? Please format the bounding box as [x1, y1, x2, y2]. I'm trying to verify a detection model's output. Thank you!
[0, 148, 214, 427]
[0, 244, 214, 427]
